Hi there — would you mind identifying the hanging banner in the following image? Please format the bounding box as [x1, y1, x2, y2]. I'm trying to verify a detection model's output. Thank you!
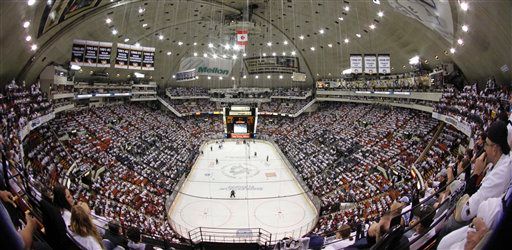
[378, 54, 391, 74]
[236, 29, 249, 50]
[350, 54, 363, 74]
[115, 43, 130, 69]
[364, 54, 377, 74]
[176, 69, 197, 82]
[128, 46, 143, 70]
[97, 42, 113, 68]
[71, 39, 87, 66]
[179, 57, 234, 77]
[142, 47, 155, 71]
[84, 41, 99, 67]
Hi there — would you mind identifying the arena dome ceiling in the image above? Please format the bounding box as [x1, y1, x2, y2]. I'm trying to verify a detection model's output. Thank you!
[0, 0, 510, 85]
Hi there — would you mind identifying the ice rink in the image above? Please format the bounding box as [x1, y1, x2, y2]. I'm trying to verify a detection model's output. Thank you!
[167, 139, 318, 241]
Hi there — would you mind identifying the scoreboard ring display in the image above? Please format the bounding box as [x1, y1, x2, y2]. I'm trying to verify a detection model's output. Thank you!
[224, 106, 258, 139]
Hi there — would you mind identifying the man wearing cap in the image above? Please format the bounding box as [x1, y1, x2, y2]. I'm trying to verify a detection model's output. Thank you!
[457, 121, 512, 222]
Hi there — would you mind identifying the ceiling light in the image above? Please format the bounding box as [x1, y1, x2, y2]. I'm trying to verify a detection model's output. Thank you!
[193, 42, 197, 46]
[193, 52, 198, 56]
[219, 77, 223, 80]
[409, 55, 420, 65]
[203, 53, 208, 58]
[138, 7, 145, 13]
[212, 54, 217, 58]
[450, 48, 456, 54]
[460, 2, 469, 11]
[262, 53, 267, 56]
[338, 17, 344, 21]
[299, 35, 304, 40]
[232, 55, 238, 59]
[178, 41, 183, 46]
[267, 75, 271, 79]
[134, 42, 140, 47]
[255, 75, 259, 79]
[30, 44, 38, 51]
[207, 76, 211, 80]
[377, 11, 384, 17]
[195, 76, 199, 79]
[208, 43, 214, 48]
[224, 44, 230, 50]
[369, 24, 376, 29]
[319, 29, 324, 34]
[462, 25, 469, 32]
[142, 23, 148, 28]
[25, 35, 32, 42]
[27, 0, 36, 6]
[172, 75, 176, 78]
[231, 77, 235, 80]
[344, 6, 350, 11]
[23, 21, 30, 28]
[233, 44, 241, 51]
[344, 38, 349, 43]
[166, 51, 172, 55]
[291, 51, 296, 56]
[282, 52, 286, 56]
[310, 47, 315, 51]
[112, 29, 118, 35]
[243, 75, 247, 79]
[158, 35, 164, 40]
[327, 44, 333, 48]
[124, 38, 130, 42]
[279, 75, 283, 79]
[356, 33, 362, 38]
[283, 41, 288, 45]
[272, 52, 276, 56]
[242, 53, 247, 57]
[457, 38, 464, 45]
[267, 41, 272, 47]
[105, 18, 112, 24]
[222, 54, 227, 58]
[70, 64, 81, 70]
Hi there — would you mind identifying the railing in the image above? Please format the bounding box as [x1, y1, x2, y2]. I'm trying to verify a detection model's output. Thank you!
[188, 227, 272, 245]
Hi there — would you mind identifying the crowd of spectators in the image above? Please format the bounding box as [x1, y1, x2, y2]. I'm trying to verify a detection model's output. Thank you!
[271, 87, 310, 97]
[163, 97, 219, 114]
[259, 98, 312, 114]
[318, 74, 439, 91]
[3, 76, 512, 249]
[167, 87, 209, 97]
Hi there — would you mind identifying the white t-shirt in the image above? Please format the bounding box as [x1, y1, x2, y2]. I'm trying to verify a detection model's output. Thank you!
[70, 232, 102, 250]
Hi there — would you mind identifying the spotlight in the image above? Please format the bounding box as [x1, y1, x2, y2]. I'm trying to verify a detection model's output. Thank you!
[462, 25, 469, 32]
[460, 2, 469, 11]
[105, 18, 112, 24]
[377, 11, 384, 17]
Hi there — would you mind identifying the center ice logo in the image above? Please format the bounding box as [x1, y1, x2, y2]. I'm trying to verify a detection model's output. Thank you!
[222, 164, 260, 178]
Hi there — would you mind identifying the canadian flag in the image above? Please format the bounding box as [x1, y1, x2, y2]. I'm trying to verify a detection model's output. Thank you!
[236, 29, 248, 46]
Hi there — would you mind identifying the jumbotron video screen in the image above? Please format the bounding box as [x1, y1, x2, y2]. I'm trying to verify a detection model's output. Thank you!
[224, 106, 257, 138]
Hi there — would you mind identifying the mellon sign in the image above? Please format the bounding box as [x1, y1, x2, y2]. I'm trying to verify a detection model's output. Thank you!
[179, 57, 233, 77]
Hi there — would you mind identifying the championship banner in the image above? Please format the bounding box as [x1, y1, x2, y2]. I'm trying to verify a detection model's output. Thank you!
[350, 54, 363, 74]
[243, 56, 299, 74]
[364, 54, 377, 74]
[115, 43, 130, 69]
[71, 39, 87, 66]
[236, 29, 248, 50]
[84, 41, 99, 67]
[142, 47, 155, 71]
[128, 46, 143, 70]
[378, 54, 391, 74]
[179, 57, 234, 77]
[97, 42, 113, 68]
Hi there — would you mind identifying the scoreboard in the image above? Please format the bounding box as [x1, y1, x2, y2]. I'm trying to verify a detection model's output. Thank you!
[224, 106, 258, 138]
